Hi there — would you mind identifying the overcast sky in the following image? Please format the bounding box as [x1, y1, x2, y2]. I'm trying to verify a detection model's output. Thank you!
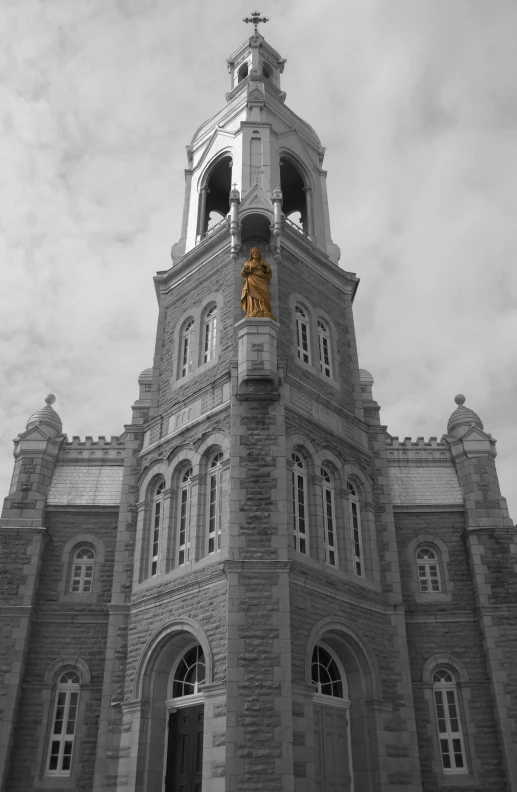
[1, 0, 516, 521]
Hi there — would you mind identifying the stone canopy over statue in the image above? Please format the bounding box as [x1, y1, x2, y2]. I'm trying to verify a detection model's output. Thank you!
[240, 248, 276, 320]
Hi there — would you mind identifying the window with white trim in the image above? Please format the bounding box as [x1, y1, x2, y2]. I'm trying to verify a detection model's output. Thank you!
[181, 319, 195, 378]
[311, 644, 343, 698]
[203, 306, 217, 363]
[172, 645, 206, 698]
[178, 468, 192, 566]
[433, 670, 467, 773]
[46, 671, 80, 776]
[208, 453, 223, 554]
[347, 482, 364, 577]
[321, 468, 337, 566]
[70, 547, 95, 593]
[317, 320, 332, 378]
[417, 547, 442, 592]
[292, 453, 308, 554]
[295, 306, 310, 364]
[150, 481, 165, 577]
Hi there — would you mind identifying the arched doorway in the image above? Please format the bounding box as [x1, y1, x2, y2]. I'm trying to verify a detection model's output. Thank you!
[164, 644, 206, 792]
[312, 643, 353, 791]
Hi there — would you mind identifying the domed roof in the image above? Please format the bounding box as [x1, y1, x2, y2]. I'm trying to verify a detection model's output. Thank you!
[447, 394, 483, 437]
[26, 394, 62, 435]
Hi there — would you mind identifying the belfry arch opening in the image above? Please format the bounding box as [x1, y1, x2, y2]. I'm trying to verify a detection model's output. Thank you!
[280, 157, 310, 235]
[198, 155, 232, 238]
[238, 62, 249, 83]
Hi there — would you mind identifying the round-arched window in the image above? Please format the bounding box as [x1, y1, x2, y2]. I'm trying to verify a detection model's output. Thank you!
[311, 645, 343, 698]
[172, 645, 206, 698]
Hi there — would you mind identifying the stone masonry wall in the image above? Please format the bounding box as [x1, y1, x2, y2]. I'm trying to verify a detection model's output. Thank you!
[277, 250, 356, 414]
[3, 510, 117, 791]
[395, 511, 475, 609]
[158, 249, 235, 411]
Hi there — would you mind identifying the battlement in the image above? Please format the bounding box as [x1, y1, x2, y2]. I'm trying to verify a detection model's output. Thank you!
[64, 435, 124, 447]
[57, 435, 127, 462]
[386, 436, 451, 465]
[387, 436, 446, 449]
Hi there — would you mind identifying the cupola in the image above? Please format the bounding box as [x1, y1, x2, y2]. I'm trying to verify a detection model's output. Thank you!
[447, 394, 483, 438]
[26, 393, 63, 437]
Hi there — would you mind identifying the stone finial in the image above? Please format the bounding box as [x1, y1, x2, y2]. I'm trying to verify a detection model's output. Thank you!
[447, 393, 483, 438]
[46, 393, 56, 406]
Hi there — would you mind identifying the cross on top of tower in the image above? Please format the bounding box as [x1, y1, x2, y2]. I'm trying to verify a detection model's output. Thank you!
[243, 11, 269, 35]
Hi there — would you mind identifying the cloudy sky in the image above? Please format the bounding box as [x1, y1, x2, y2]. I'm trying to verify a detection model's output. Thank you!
[1, 0, 516, 520]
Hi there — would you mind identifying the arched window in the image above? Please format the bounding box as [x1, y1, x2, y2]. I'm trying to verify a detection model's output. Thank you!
[295, 306, 310, 364]
[198, 156, 232, 238]
[203, 306, 217, 364]
[347, 482, 364, 577]
[292, 453, 308, 554]
[178, 469, 192, 567]
[181, 320, 195, 378]
[208, 453, 223, 554]
[317, 320, 332, 378]
[151, 481, 165, 577]
[433, 669, 467, 773]
[70, 547, 95, 593]
[417, 547, 442, 592]
[321, 468, 337, 566]
[172, 645, 206, 698]
[46, 671, 80, 776]
[238, 61, 249, 83]
[311, 645, 343, 698]
[280, 157, 311, 235]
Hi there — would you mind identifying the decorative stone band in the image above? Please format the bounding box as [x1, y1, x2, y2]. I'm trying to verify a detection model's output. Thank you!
[284, 383, 363, 446]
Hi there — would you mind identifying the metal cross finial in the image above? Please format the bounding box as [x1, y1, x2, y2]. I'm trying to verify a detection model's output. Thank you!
[243, 11, 269, 35]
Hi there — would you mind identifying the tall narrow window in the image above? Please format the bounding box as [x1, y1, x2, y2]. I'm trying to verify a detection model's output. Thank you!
[295, 306, 310, 364]
[70, 547, 95, 593]
[151, 481, 165, 576]
[203, 306, 217, 363]
[208, 453, 223, 554]
[347, 482, 364, 577]
[321, 468, 337, 566]
[317, 320, 332, 378]
[292, 453, 308, 554]
[417, 547, 442, 592]
[433, 670, 467, 773]
[181, 320, 194, 378]
[47, 671, 80, 776]
[178, 468, 192, 566]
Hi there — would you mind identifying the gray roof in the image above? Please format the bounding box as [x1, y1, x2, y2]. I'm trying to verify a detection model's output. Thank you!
[389, 466, 463, 506]
[47, 466, 124, 506]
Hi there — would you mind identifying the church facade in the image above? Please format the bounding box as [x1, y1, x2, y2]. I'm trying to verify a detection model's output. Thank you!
[1, 28, 516, 792]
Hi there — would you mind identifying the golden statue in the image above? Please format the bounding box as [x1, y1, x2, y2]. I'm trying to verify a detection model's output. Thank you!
[240, 248, 276, 320]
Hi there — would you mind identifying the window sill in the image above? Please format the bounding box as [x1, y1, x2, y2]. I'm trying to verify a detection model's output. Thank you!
[174, 355, 219, 387]
[36, 775, 79, 789]
[436, 773, 478, 787]
[293, 356, 340, 389]
[415, 591, 453, 604]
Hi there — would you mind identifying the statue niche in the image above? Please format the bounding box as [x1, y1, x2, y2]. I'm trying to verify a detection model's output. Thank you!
[240, 248, 276, 320]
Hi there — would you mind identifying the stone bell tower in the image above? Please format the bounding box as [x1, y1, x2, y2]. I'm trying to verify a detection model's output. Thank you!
[104, 19, 423, 792]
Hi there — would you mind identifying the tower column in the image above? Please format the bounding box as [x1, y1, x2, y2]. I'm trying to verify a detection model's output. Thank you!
[225, 316, 294, 790]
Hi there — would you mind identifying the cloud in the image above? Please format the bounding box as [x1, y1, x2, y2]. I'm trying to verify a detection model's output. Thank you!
[0, 0, 516, 521]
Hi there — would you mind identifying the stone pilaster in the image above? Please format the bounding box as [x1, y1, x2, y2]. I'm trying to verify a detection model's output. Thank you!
[447, 426, 517, 789]
[225, 336, 294, 790]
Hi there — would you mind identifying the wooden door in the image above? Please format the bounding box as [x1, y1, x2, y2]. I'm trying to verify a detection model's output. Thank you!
[314, 704, 352, 792]
[165, 705, 204, 792]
